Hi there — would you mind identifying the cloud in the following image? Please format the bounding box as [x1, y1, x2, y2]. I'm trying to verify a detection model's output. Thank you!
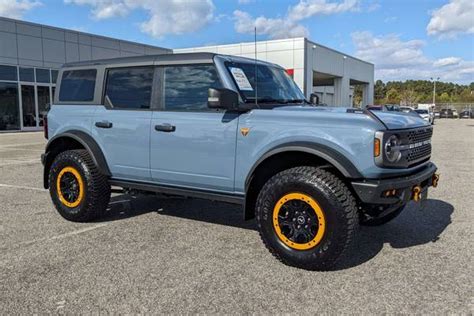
[234, 0, 359, 39]
[351, 31, 473, 83]
[427, 0, 474, 38]
[64, 0, 215, 38]
[0, 0, 42, 19]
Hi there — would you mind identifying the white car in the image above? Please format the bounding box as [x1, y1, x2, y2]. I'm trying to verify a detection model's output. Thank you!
[415, 109, 434, 125]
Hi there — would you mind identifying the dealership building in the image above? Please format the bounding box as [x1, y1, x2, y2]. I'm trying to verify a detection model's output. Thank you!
[0, 16, 373, 132]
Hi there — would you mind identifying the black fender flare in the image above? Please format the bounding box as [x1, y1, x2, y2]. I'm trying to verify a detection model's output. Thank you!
[43, 130, 111, 188]
[243, 142, 363, 220]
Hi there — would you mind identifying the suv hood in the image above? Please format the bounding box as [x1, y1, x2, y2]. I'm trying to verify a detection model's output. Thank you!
[369, 110, 429, 129]
[270, 106, 429, 130]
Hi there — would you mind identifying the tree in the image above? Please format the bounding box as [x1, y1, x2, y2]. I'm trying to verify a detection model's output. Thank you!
[400, 89, 418, 106]
[386, 88, 400, 104]
[439, 92, 450, 103]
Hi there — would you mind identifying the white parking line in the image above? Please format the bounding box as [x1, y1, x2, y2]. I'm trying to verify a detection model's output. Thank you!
[0, 183, 47, 191]
[20, 224, 109, 246]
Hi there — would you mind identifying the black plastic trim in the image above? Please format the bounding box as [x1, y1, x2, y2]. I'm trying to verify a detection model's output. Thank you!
[351, 162, 437, 204]
[109, 179, 245, 205]
[245, 141, 363, 189]
[43, 130, 111, 188]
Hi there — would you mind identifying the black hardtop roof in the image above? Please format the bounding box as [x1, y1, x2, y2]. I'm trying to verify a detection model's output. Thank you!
[63, 52, 217, 68]
[62, 52, 280, 69]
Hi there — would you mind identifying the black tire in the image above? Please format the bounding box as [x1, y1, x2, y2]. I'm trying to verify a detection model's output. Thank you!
[255, 166, 358, 271]
[49, 149, 110, 222]
[360, 205, 405, 226]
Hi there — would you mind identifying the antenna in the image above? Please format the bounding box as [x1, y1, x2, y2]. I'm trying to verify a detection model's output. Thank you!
[254, 26, 258, 108]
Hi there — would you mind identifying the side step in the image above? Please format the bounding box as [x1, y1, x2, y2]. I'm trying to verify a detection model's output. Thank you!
[109, 179, 245, 205]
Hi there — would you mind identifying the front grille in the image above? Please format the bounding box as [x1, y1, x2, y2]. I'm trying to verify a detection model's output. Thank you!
[400, 127, 433, 167]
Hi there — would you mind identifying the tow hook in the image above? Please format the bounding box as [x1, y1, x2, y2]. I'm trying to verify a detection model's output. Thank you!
[412, 185, 422, 202]
[432, 173, 440, 188]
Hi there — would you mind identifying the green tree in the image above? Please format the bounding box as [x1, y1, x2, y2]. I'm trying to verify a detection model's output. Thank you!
[439, 92, 450, 103]
[386, 88, 400, 104]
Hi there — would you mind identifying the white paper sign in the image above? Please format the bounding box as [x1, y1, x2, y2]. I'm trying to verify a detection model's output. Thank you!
[230, 67, 253, 91]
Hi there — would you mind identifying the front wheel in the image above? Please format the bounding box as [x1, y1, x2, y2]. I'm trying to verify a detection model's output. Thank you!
[49, 149, 111, 222]
[255, 167, 358, 271]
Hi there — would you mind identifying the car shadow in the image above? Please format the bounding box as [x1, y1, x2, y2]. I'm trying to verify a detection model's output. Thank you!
[334, 199, 453, 270]
[97, 195, 453, 269]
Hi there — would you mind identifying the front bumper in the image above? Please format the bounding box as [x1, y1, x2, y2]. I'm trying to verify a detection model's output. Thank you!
[352, 162, 438, 205]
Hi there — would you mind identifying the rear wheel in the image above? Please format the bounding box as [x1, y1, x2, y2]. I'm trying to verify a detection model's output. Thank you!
[49, 149, 110, 222]
[255, 166, 358, 271]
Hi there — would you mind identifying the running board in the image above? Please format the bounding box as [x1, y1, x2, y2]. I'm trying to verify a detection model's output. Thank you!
[109, 179, 245, 205]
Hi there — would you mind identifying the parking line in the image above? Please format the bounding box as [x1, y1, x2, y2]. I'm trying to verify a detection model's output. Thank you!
[20, 224, 109, 246]
[0, 183, 47, 191]
[0, 159, 41, 166]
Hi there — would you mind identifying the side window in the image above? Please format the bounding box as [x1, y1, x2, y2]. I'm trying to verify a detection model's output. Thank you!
[164, 65, 222, 111]
[104, 67, 154, 110]
[59, 69, 96, 102]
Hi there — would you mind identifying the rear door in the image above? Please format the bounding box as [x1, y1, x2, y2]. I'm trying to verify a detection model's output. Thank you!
[150, 64, 239, 192]
[92, 66, 154, 181]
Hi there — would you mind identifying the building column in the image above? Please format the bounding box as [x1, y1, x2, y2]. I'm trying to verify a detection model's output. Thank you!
[362, 82, 374, 106]
[334, 77, 350, 106]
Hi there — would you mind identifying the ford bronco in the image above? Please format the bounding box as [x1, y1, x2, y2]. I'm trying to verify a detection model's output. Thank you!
[42, 53, 439, 270]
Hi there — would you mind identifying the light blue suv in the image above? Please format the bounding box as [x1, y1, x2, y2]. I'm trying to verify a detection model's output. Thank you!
[42, 53, 439, 270]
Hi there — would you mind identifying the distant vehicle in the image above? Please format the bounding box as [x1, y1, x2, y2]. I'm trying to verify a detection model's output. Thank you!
[366, 105, 384, 111]
[440, 109, 454, 118]
[434, 111, 440, 118]
[414, 109, 434, 125]
[417, 104, 435, 125]
[385, 104, 400, 112]
[453, 109, 459, 118]
[459, 109, 473, 119]
[400, 106, 415, 113]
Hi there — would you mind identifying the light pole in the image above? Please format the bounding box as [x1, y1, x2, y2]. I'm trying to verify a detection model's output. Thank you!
[430, 77, 440, 105]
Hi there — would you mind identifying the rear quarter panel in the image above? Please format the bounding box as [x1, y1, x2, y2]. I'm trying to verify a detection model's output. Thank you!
[47, 104, 97, 139]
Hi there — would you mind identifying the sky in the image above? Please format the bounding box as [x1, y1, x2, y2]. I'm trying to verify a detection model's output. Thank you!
[1, 0, 473, 84]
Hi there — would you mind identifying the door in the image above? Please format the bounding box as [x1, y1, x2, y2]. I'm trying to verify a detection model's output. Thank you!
[37, 85, 50, 126]
[150, 64, 239, 192]
[20, 85, 38, 129]
[92, 66, 154, 181]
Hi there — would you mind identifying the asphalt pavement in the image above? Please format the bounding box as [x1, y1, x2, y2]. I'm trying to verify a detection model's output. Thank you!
[0, 119, 472, 314]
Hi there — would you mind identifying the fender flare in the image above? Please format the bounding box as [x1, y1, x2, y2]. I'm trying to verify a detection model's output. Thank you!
[245, 141, 363, 189]
[43, 130, 111, 188]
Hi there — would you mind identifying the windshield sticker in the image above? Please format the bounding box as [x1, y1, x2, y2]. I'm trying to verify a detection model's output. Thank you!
[230, 67, 253, 91]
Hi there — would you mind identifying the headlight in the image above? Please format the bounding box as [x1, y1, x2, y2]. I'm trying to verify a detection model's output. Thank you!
[384, 135, 401, 163]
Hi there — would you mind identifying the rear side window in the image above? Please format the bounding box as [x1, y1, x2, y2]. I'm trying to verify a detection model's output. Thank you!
[164, 65, 222, 111]
[59, 69, 96, 102]
[104, 67, 154, 109]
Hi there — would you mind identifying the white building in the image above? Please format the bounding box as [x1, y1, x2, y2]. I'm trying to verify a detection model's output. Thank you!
[175, 38, 374, 107]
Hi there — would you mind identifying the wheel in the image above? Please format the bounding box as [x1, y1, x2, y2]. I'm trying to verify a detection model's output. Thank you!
[49, 149, 111, 222]
[360, 205, 405, 226]
[255, 166, 358, 271]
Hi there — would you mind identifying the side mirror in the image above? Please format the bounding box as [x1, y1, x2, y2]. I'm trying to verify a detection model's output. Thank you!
[310, 93, 319, 105]
[208, 88, 239, 110]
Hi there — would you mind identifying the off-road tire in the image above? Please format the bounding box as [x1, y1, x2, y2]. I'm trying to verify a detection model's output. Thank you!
[360, 205, 405, 226]
[49, 149, 110, 222]
[255, 166, 358, 271]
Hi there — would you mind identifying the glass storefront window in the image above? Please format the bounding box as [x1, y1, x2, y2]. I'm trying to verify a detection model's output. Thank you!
[19, 67, 35, 82]
[0, 82, 20, 131]
[52, 70, 59, 84]
[0, 65, 18, 81]
[21, 85, 37, 127]
[37, 86, 50, 126]
[36, 68, 50, 83]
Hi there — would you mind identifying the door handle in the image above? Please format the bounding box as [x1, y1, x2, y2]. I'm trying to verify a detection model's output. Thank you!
[155, 124, 176, 132]
[95, 121, 113, 128]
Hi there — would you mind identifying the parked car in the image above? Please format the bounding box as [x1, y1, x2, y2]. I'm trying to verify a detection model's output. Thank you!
[440, 108, 451, 118]
[434, 111, 440, 119]
[414, 109, 434, 125]
[459, 109, 474, 118]
[42, 53, 439, 271]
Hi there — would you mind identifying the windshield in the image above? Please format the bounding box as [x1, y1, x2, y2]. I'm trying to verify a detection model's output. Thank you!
[225, 62, 306, 105]
[415, 109, 428, 114]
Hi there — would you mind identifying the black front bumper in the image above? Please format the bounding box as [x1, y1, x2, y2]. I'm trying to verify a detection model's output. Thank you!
[352, 163, 438, 205]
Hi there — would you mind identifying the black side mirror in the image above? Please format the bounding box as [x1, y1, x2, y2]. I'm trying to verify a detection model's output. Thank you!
[208, 88, 239, 110]
[310, 93, 319, 105]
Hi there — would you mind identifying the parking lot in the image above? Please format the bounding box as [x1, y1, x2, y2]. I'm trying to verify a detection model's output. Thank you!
[0, 119, 472, 314]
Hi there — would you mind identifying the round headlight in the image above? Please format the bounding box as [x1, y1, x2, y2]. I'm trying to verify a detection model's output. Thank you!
[384, 135, 401, 163]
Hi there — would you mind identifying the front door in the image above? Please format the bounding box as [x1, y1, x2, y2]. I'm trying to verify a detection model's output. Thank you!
[150, 64, 238, 192]
[92, 66, 154, 182]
